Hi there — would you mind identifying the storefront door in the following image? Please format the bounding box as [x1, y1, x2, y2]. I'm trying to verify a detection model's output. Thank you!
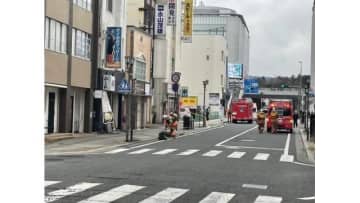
[47, 92, 55, 134]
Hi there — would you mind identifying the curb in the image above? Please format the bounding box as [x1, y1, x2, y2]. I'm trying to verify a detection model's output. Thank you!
[298, 128, 315, 164]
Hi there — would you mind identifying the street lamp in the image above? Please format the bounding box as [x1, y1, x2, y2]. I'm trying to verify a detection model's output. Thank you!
[203, 80, 209, 127]
[125, 56, 134, 142]
[298, 61, 303, 114]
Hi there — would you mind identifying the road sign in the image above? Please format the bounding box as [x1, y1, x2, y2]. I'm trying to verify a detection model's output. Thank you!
[180, 96, 198, 108]
[171, 72, 181, 83]
[117, 79, 131, 93]
[172, 83, 179, 92]
[244, 79, 259, 94]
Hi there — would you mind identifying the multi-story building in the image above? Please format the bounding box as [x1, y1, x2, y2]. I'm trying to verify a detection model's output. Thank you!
[45, 0, 94, 134]
[193, 4, 250, 98]
[310, 0, 315, 112]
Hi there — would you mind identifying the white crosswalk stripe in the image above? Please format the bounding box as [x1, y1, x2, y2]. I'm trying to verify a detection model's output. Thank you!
[202, 150, 223, 157]
[139, 187, 189, 203]
[78, 184, 145, 203]
[45, 181, 61, 187]
[227, 151, 246, 159]
[128, 148, 154, 154]
[105, 148, 129, 154]
[199, 192, 235, 203]
[254, 195, 282, 203]
[177, 149, 200, 156]
[152, 148, 178, 155]
[45, 182, 101, 203]
[253, 153, 270, 160]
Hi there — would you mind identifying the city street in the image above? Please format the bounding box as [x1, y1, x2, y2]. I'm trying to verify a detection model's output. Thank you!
[45, 124, 314, 203]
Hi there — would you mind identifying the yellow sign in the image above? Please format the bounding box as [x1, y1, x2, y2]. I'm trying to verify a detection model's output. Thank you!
[180, 96, 198, 108]
[183, 0, 193, 37]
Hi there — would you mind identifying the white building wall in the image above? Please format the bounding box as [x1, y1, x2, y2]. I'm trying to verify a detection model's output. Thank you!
[180, 35, 227, 108]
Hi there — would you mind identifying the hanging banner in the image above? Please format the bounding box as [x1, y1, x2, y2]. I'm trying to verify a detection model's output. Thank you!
[167, 0, 176, 25]
[101, 92, 113, 124]
[103, 74, 116, 91]
[155, 4, 166, 36]
[106, 27, 122, 68]
[183, 0, 193, 42]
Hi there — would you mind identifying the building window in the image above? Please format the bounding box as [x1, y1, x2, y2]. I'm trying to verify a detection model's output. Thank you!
[221, 50, 224, 61]
[45, 17, 67, 54]
[206, 55, 210, 61]
[135, 59, 146, 81]
[73, 0, 92, 11]
[72, 28, 91, 59]
[107, 0, 113, 12]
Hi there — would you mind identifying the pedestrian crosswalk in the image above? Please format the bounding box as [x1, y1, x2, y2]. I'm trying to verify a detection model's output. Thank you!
[45, 180, 283, 203]
[105, 147, 292, 163]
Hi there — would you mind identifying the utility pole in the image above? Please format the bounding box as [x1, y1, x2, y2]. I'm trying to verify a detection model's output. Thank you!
[298, 61, 303, 114]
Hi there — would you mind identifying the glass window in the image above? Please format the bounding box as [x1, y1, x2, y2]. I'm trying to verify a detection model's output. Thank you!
[55, 21, 61, 52]
[76, 30, 82, 56]
[45, 18, 49, 49]
[86, 34, 91, 58]
[49, 20, 56, 50]
[72, 29, 75, 55]
[87, 0, 92, 11]
[61, 24, 67, 53]
[135, 60, 146, 81]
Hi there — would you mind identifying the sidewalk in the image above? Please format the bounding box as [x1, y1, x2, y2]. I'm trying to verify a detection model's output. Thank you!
[297, 122, 315, 163]
[45, 119, 224, 155]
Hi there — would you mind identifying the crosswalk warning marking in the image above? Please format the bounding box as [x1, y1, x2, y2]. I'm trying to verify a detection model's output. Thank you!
[45, 182, 101, 203]
[45, 181, 61, 187]
[253, 153, 270, 160]
[177, 149, 200, 156]
[202, 150, 223, 157]
[199, 192, 235, 203]
[242, 184, 268, 190]
[139, 187, 189, 203]
[254, 195, 282, 203]
[227, 151, 246, 159]
[152, 149, 178, 155]
[78, 184, 146, 203]
[105, 148, 129, 154]
[128, 148, 154, 154]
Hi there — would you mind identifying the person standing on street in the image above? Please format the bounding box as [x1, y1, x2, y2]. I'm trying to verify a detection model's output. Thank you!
[227, 108, 232, 123]
[293, 110, 299, 128]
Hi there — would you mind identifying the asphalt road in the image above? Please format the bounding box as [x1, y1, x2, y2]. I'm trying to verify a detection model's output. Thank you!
[45, 123, 314, 203]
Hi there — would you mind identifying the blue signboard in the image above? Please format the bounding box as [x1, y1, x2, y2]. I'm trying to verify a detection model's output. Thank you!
[228, 63, 243, 79]
[106, 27, 122, 68]
[117, 79, 131, 93]
[244, 79, 259, 94]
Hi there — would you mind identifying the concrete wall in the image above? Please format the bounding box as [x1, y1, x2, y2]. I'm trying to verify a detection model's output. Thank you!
[126, 0, 144, 27]
[45, 50, 68, 85]
[45, 0, 69, 24]
[71, 57, 91, 88]
[180, 35, 227, 107]
[73, 5, 93, 34]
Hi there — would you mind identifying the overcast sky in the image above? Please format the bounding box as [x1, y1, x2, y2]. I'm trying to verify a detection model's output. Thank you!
[202, 0, 314, 77]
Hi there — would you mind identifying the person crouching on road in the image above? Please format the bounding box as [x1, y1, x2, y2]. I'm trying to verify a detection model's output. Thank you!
[169, 113, 178, 138]
[270, 107, 278, 134]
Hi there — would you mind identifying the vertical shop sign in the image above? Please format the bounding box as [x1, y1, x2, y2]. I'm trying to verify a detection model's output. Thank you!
[106, 27, 122, 68]
[167, 0, 176, 25]
[155, 4, 166, 36]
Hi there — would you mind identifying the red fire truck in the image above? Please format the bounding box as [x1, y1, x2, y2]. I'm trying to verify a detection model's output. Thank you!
[231, 98, 254, 123]
[267, 100, 294, 133]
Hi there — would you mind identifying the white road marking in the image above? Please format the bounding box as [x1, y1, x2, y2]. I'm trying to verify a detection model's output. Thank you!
[242, 184, 268, 190]
[239, 139, 256, 142]
[202, 150, 223, 157]
[221, 145, 283, 151]
[280, 133, 294, 162]
[227, 151, 246, 159]
[78, 184, 145, 203]
[199, 192, 235, 203]
[177, 149, 200, 156]
[105, 148, 129, 154]
[215, 126, 257, 146]
[45, 181, 61, 187]
[139, 187, 189, 203]
[254, 195, 282, 203]
[253, 153, 270, 160]
[152, 148, 178, 155]
[45, 182, 101, 202]
[297, 196, 315, 200]
[128, 148, 154, 154]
